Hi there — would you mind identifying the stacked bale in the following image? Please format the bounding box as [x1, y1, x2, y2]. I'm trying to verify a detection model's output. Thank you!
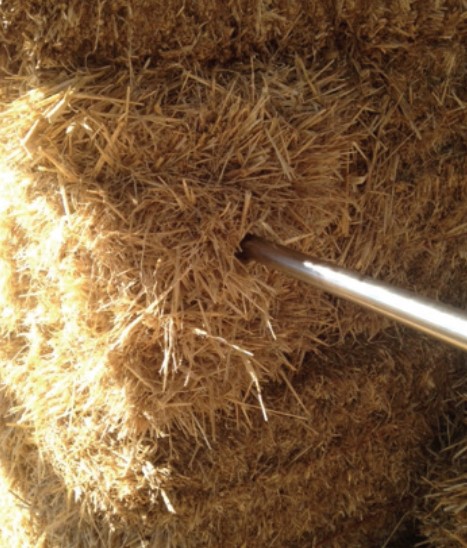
[418, 377, 467, 546]
[0, 0, 465, 545]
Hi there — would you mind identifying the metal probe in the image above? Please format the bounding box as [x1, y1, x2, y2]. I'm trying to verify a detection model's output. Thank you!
[241, 236, 467, 352]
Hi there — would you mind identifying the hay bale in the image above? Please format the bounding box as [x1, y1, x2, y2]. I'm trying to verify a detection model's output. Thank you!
[1, 0, 309, 68]
[0, 0, 466, 545]
[1, 0, 465, 71]
[418, 377, 467, 547]
[0, 333, 462, 546]
[0, 390, 81, 548]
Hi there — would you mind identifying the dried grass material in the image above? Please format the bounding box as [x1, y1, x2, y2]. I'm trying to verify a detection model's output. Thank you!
[0, 0, 312, 69]
[0, 335, 461, 547]
[0, 388, 145, 548]
[0, 0, 466, 545]
[1, 0, 465, 72]
[0, 63, 368, 426]
[0, 390, 76, 548]
[419, 376, 467, 547]
[0, 59, 465, 544]
[1, 58, 464, 429]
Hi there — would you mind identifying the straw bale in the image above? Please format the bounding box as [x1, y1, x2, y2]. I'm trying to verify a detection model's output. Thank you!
[0, 387, 148, 548]
[0, 0, 308, 69]
[0, 58, 465, 544]
[418, 375, 467, 547]
[0, 334, 463, 546]
[0, 56, 464, 429]
[0, 0, 466, 545]
[0, 390, 78, 548]
[1, 0, 465, 71]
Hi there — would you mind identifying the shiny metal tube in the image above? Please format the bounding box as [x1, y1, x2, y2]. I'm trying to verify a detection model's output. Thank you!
[241, 236, 467, 351]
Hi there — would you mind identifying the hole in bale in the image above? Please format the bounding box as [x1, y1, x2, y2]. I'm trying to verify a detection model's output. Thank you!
[235, 233, 256, 262]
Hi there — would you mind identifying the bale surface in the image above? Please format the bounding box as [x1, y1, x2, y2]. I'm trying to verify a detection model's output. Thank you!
[0, 0, 466, 546]
[418, 376, 467, 547]
[2, 0, 465, 71]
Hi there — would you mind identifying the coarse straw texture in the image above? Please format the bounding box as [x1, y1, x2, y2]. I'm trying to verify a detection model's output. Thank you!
[0, 0, 466, 546]
[419, 375, 467, 547]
